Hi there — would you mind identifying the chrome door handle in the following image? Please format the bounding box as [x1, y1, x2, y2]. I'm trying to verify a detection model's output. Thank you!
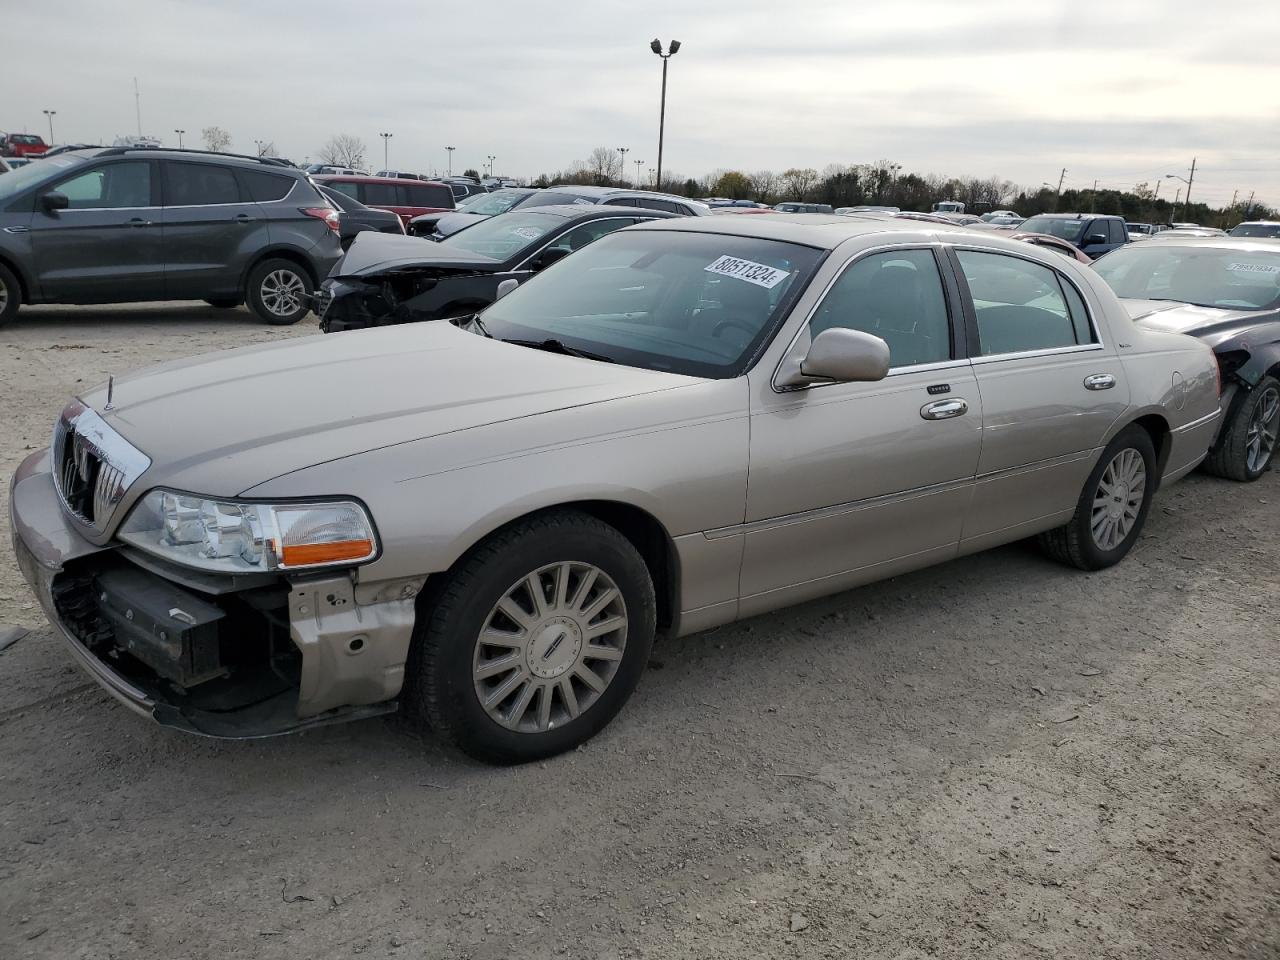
[920, 398, 969, 420]
[127, 218, 151, 227]
[1084, 373, 1116, 391]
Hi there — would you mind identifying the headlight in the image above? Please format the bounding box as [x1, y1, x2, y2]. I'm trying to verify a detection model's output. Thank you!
[117, 490, 378, 574]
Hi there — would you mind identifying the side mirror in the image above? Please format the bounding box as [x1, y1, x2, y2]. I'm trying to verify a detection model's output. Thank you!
[41, 191, 69, 213]
[532, 246, 570, 270]
[1084, 233, 1108, 245]
[777, 328, 890, 388]
[495, 278, 519, 301]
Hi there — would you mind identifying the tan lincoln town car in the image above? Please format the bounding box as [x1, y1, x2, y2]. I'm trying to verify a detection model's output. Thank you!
[10, 215, 1222, 763]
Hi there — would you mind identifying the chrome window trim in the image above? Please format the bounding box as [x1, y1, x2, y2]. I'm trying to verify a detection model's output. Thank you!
[948, 243, 1107, 356]
[969, 342, 1106, 365]
[770, 240, 955, 393]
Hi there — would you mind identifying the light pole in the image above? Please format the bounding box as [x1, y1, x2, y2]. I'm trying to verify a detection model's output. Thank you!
[634, 159, 645, 188]
[254, 139, 264, 156]
[42, 109, 56, 143]
[487, 155, 496, 177]
[380, 132, 392, 170]
[649, 38, 681, 192]
[617, 146, 629, 186]
[446, 145, 455, 176]
[1165, 157, 1196, 222]
[174, 128, 185, 149]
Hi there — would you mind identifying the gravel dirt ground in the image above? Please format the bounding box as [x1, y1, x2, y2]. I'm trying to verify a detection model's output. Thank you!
[1, 304, 1278, 960]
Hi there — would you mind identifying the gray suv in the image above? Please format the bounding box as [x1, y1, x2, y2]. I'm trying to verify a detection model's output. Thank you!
[0, 148, 343, 325]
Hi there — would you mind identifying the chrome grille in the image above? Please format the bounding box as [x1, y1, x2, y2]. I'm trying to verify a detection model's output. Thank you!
[51, 401, 151, 535]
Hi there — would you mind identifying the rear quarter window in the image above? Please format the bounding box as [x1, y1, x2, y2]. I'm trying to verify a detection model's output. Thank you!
[238, 169, 295, 202]
[360, 183, 400, 206]
[404, 183, 454, 208]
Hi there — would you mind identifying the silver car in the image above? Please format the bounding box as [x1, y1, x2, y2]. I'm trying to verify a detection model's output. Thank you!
[10, 216, 1222, 763]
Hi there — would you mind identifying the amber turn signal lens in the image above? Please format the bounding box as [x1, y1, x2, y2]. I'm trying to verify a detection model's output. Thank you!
[279, 539, 374, 567]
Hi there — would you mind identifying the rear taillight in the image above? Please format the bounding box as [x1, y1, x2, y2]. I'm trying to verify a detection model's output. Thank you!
[301, 206, 340, 234]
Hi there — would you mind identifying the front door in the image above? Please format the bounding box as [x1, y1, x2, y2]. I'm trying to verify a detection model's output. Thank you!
[29, 160, 164, 302]
[948, 247, 1129, 546]
[739, 246, 983, 612]
[159, 160, 264, 300]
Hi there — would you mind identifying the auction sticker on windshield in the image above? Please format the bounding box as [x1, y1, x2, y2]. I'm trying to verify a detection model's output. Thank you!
[705, 255, 790, 289]
[1227, 262, 1280, 274]
[510, 227, 544, 241]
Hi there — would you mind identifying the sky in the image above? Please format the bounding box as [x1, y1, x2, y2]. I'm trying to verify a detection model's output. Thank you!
[6, 0, 1279, 208]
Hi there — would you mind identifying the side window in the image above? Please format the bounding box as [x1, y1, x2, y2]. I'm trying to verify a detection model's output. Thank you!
[326, 181, 359, 200]
[1059, 277, 1095, 345]
[55, 162, 151, 209]
[406, 183, 453, 208]
[809, 249, 952, 368]
[957, 250, 1093, 356]
[551, 218, 637, 253]
[1107, 219, 1126, 243]
[603, 197, 638, 207]
[164, 162, 241, 206]
[361, 183, 400, 206]
[238, 169, 294, 202]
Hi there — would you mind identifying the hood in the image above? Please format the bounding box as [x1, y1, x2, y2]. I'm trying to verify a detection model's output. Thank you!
[434, 211, 489, 237]
[1124, 299, 1276, 336]
[333, 231, 497, 277]
[81, 322, 698, 498]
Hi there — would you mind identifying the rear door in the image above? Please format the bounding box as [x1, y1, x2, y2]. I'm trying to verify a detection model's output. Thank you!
[29, 159, 164, 302]
[159, 160, 264, 299]
[949, 246, 1128, 547]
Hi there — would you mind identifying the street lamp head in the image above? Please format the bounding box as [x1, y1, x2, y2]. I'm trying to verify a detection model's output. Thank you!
[669, 40, 681, 54]
[650, 38, 662, 54]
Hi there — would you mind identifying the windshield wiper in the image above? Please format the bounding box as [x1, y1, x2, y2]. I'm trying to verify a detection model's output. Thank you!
[465, 314, 493, 338]
[501, 338, 616, 363]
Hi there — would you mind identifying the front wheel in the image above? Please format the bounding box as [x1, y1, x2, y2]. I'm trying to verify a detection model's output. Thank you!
[1038, 424, 1157, 571]
[245, 259, 313, 325]
[405, 511, 656, 764]
[1203, 376, 1279, 482]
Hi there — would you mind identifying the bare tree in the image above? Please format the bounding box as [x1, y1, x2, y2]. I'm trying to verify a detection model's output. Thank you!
[318, 134, 367, 169]
[202, 126, 232, 153]
[585, 146, 623, 185]
[780, 167, 819, 200]
[748, 170, 778, 202]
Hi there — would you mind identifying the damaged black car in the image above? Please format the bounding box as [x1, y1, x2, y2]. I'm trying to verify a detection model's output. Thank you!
[316, 204, 677, 332]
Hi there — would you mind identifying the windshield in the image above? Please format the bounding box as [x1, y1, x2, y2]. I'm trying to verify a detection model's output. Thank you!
[1126, 223, 1153, 234]
[521, 189, 598, 209]
[476, 230, 824, 378]
[1095, 245, 1280, 310]
[438, 210, 565, 259]
[0, 154, 83, 202]
[1019, 216, 1087, 241]
[455, 190, 531, 216]
[1229, 223, 1280, 238]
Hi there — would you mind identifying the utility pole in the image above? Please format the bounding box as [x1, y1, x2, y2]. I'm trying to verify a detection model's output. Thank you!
[1091, 178, 1098, 213]
[1054, 167, 1066, 212]
[617, 146, 629, 186]
[445, 146, 455, 176]
[1183, 156, 1196, 221]
[1224, 188, 1238, 228]
[134, 77, 142, 137]
[1244, 190, 1255, 217]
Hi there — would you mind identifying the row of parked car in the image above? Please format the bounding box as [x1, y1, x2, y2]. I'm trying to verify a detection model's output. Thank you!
[16, 182, 1279, 763]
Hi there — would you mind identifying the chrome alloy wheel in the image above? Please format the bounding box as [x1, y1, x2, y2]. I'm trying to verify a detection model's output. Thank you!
[0, 275, 8, 314]
[1246, 386, 1280, 474]
[472, 562, 628, 733]
[1091, 448, 1146, 551]
[260, 269, 306, 318]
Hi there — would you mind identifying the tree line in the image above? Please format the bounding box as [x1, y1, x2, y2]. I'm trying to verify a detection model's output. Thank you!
[531, 148, 1276, 227]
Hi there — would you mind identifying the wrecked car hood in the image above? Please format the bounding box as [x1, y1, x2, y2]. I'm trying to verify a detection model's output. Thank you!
[1124, 299, 1279, 340]
[79, 322, 699, 501]
[333, 232, 498, 276]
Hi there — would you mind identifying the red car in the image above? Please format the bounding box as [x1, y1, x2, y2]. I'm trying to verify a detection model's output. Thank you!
[1, 133, 49, 158]
[313, 174, 454, 227]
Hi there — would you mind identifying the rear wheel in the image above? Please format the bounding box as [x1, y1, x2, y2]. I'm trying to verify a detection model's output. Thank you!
[405, 511, 656, 764]
[245, 258, 313, 325]
[0, 262, 21, 326]
[1038, 425, 1157, 571]
[1204, 376, 1280, 482]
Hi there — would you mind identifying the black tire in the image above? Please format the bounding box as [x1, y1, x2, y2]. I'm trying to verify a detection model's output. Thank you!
[405, 510, 656, 765]
[1038, 424, 1157, 571]
[245, 258, 313, 325]
[1203, 376, 1280, 482]
[204, 298, 239, 309]
[0, 262, 21, 326]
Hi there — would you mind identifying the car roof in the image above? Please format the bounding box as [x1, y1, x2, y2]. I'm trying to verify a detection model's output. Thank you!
[509, 203, 682, 222]
[1026, 212, 1118, 220]
[1133, 235, 1280, 252]
[316, 174, 450, 187]
[546, 184, 709, 207]
[70, 146, 302, 171]
[629, 211, 1034, 250]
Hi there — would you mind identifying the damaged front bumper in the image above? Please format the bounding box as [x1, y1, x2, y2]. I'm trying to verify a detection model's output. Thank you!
[10, 450, 423, 739]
